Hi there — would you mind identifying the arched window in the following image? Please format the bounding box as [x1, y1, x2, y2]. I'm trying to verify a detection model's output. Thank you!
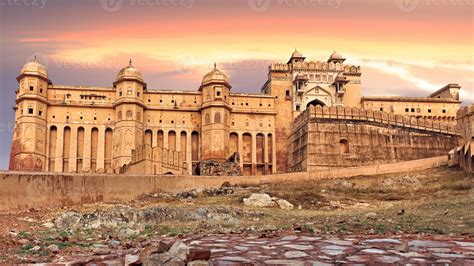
[126, 110, 133, 119]
[340, 139, 349, 154]
[117, 111, 122, 121]
[136, 111, 141, 121]
[205, 114, 210, 125]
[214, 112, 221, 123]
[127, 88, 133, 95]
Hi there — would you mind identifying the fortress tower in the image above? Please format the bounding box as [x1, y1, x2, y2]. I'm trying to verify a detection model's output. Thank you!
[9, 58, 51, 171]
[199, 64, 232, 161]
[112, 61, 146, 169]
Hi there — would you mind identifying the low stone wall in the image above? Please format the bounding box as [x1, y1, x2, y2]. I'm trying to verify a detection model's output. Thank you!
[0, 156, 448, 212]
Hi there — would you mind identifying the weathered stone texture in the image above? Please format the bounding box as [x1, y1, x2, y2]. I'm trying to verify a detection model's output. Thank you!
[289, 106, 460, 172]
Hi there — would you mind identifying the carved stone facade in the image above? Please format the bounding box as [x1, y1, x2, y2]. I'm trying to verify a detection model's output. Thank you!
[9, 51, 462, 175]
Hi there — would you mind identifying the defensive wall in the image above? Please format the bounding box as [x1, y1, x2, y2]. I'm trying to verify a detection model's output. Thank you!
[289, 105, 460, 172]
[0, 155, 448, 212]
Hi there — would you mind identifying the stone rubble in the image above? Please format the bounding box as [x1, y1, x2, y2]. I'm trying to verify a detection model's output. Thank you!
[243, 193, 295, 209]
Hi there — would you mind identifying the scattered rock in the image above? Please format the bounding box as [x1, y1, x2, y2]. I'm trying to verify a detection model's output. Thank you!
[244, 193, 274, 208]
[366, 212, 377, 220]
[125, 254, 140, 265]
[277, 199, 294, 210]
[168, 240, 189, 261]
[144, 253, 173, 266]
[176, 190, 198, 199]
[187, 247, 211, 261]
[42, 222, 54, 229]
[93, 247, 111, 255]
[30, 246, 41, 252]
[47, 244, 59, 253]
[55, 212, 82, 229]
[18, 239, 30, 245]
[197, 153, 242, 176]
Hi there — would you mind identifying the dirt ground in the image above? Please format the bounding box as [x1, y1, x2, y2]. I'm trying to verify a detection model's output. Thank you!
[0, 166, 473, 264]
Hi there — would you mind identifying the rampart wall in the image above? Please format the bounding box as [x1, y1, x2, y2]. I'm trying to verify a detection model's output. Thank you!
[0, 156, 448, 212]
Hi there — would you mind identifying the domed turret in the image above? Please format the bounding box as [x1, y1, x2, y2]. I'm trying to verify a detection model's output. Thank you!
[288, 49, 306, 64]
[201, 63, 229, 85]
[19, 57, 48, 79]
[116, 59, 144, 83]
[328, 51, 346, 63]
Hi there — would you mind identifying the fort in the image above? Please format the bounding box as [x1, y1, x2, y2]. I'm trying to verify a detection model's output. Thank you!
[9, 50, 463, 176]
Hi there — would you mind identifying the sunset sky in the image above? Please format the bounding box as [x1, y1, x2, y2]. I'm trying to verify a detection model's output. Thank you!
[0, 0, 472, 169]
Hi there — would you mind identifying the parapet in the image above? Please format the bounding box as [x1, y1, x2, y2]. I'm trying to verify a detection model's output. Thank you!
[293, 105, 458, 135]
[269, 60, 361, 75]
[456, 105, 474, 120]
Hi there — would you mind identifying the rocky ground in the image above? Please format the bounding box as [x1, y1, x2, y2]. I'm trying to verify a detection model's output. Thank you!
[0, 166, 473, 265]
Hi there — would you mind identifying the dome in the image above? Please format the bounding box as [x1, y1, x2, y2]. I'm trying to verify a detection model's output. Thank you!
[201, 64, 229, 85]
[328, 51, 346, 62]
[116, 60, 144, 82]
[20, 59, 48, 79]
[291, 49, 303, 58]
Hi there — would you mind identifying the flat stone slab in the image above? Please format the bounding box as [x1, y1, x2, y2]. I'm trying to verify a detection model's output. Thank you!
[56, 234, 474, 265]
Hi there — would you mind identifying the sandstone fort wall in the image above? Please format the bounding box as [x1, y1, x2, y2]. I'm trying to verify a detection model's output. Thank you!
[289, 105, 459, 172]
[0, 156, 447, 212]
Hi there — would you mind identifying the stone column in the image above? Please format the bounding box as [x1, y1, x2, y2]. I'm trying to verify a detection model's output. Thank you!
[69, 126, 78, 173]
[238, 132, 243, 170]
[97, 126, 105, 171]
[152, 129, 158, 148]
[264, 133, 269, 175]
[272, 134, 277, 174]
[54, 126, 64, 173]
[83, 126, 92, 172]
[251, 133, 257, 175]
[164, 130, 169, 150]
[186, 131, 192, 174]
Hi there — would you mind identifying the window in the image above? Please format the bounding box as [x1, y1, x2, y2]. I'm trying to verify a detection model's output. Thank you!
[296, 105, 301, 111]
[28, 108, 33, 114]
[214, 112, 221, 123]
[442, 109, 446, 113]
[416, 108, 421, 113]
[137, 92, 140, 97]
[340, 139, 349, 154]
[126, 110, 132, 119]
[127, 88, 132, 95]
[119, 91, 122, 96]
[40, 88, 43, 93]
[216, 91, 221, 97]
[286, 90, 290, 97]
[411, 108, 415, 112]
[29, 85, 34, 92]
[380, 108, 384, 112]
[405, 108, 409, 112]
[428, 109, 432, 113]
[66, 115, 70, 120]
[38, 110, 43, 116]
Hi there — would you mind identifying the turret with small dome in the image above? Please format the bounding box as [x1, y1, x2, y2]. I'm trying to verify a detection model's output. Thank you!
[199, 64, 232, 161]
[112, 60, 145, 170]
[10, 57, 52, 171]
